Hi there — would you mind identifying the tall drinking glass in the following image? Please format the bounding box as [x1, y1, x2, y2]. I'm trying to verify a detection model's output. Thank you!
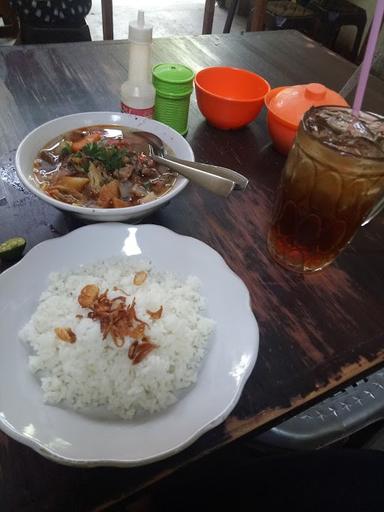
[268, 106, 384, 272]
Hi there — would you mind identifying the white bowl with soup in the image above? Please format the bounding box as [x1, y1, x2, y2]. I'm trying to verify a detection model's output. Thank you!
[16, 112, 192, 222]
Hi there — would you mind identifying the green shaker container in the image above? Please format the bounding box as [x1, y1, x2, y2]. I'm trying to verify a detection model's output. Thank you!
[152, 63, 194, 136]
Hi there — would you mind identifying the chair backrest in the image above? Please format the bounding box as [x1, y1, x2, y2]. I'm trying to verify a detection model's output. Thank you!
[0, 0, 18, 39]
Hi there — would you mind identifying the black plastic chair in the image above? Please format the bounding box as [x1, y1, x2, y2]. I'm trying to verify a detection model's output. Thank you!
[204, 0, 315, 35]
[265, 0, 316, 37]
[308, 0, 367, 62]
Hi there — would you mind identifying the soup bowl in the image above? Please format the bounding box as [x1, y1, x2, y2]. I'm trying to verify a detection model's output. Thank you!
[15, 112, 193, 222]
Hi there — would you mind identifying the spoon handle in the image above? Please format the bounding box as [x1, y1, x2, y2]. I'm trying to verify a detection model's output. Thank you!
[164, 155, 248, 191]
[152, 155, 235, 197]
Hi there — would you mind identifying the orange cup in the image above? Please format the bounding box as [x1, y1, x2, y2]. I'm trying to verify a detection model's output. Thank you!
[264, 83, 349, 155]
[195, 66, 270, 130]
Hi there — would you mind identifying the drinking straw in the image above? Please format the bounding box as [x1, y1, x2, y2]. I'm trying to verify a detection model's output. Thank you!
[352, 0, 384, 114]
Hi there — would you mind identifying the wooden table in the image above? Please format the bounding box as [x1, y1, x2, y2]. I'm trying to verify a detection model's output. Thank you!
[1, 31, 384, 511]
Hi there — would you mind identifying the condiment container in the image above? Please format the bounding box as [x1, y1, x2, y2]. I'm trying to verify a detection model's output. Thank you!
[152, 63, 194, 136]
[120, 10, 155, 118]
[264, 83, 348, 155]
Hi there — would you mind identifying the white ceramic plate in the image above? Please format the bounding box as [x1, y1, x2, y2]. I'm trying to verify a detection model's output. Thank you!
[0, 223, 259, 467]
[15, 112, 192, 222]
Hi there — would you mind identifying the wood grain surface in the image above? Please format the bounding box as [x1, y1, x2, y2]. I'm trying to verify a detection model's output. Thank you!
[0, 31, 384, 511]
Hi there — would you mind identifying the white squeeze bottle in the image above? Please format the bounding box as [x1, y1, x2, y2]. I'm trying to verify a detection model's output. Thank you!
[120, 10, 155, 118]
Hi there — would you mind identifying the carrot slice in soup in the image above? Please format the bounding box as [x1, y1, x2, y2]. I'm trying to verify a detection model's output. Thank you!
[72, 133, 102, 153]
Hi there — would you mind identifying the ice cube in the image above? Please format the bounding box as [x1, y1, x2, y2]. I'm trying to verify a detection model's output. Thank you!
[304, 107, 384, 159]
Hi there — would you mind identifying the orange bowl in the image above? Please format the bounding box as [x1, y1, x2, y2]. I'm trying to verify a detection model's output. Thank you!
[195, 66, 270, 130]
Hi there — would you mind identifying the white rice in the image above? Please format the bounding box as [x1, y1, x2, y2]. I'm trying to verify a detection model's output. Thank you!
[19, 258, 215, 419]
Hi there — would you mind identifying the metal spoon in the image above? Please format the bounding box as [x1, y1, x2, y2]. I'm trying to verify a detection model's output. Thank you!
[135, 131, 248, 197]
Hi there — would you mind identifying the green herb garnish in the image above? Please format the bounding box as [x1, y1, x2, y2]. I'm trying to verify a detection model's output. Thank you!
[60, 141, 72, 157]
[83, 142, 127, 172]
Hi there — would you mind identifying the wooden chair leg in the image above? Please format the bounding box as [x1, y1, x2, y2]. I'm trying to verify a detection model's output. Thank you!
[202, 0, 216, 34]
[223, 0, 240, 33]
[101, 0, 113, 40]
[248, 0, 267, 32]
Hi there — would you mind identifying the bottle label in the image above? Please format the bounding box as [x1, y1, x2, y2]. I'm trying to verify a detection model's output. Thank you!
[121, 102, 154, 118]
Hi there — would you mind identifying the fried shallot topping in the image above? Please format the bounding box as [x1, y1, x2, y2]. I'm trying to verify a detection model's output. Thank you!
[131, 340, 158, 365]
[147, 306, 163, 320]
[55, 327, 76, 343]
[133, 271, 147, 286]
[78, 284, 100, 308]
[77, 284, 159, 364]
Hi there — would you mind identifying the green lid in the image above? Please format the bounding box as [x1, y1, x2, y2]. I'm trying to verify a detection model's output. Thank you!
[152, 63, 194, 98]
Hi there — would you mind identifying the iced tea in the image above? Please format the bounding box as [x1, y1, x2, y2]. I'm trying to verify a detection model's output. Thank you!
[268, 106, 384, 272]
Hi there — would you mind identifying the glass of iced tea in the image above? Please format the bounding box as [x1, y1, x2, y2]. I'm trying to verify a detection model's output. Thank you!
[268, 106, 384, 272]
